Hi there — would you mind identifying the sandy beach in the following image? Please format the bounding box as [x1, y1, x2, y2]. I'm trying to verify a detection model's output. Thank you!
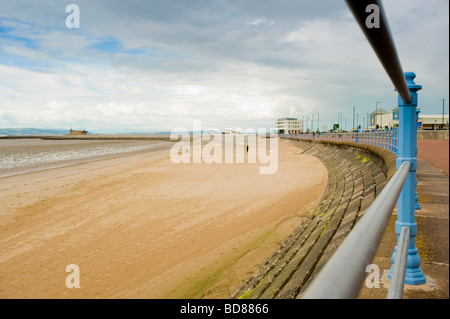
[0, 138, 327, 299]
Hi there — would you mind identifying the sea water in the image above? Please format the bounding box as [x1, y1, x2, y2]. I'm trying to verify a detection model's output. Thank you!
[0, 138, 169, 177]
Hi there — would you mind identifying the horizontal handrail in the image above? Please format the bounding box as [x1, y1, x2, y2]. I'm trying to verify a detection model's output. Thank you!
[280, 128, 399, 154]
[345, 0, 411, 104]
[302, 161, 411, 299]
[387, 226, 411, 299]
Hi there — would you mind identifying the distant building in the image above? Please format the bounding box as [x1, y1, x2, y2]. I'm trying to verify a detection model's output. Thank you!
[70, 129, 88, 135]
[276, 117, 303, 134]
[369, 107, 394, 130]
[419, 114, 449, 130]
[368, 107, 449, 130]
[223, 129, 241, 134]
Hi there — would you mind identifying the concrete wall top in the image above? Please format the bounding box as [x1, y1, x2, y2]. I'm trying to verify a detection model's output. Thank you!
[417, 130, 449, 140]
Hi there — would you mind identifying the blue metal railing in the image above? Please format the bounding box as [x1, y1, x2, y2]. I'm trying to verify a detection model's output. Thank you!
[282, 0, 426, 298]
[387, 225, 411, 299]
[280, 128, 399, 154]
[302, 161, 411, 299]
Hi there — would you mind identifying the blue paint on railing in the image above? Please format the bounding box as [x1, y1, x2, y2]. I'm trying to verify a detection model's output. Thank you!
[280, 127, 399, 154]
[388, 71, 426, 285]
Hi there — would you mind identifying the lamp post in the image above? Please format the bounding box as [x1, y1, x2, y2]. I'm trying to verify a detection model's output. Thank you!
[317, 113, 320, 133]
[338, 112, 343, 131]
[436, 99, 445, 130]
[376, 101, 382, 130]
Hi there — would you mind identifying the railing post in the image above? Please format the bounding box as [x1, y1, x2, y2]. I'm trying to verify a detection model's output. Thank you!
[394, 128, 398, 155]
[387, 226, 411, 299]
[392, 128, 395, 151]
[388, 129, 391, 151]
[391, 128, 394, 152]
[391, 128, 395, 152]
[388, 72, 426, 285]
[415, 108, 421, 210]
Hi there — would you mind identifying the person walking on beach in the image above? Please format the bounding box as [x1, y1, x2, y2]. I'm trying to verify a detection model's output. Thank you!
[246, 144, 249, 153]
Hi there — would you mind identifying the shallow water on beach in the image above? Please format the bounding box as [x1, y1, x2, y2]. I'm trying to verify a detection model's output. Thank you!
[0, 139, 169, 177]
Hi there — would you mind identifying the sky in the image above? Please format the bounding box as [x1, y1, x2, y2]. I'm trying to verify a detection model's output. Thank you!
[0, 0, 448, 133]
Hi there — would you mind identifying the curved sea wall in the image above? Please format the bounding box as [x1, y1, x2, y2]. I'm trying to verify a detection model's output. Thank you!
[231, 138, 397, 299]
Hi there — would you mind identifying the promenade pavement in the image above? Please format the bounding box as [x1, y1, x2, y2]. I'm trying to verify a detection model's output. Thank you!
[359, 139, 449, 299]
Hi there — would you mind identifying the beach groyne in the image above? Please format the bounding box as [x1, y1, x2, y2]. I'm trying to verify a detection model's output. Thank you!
[231, 138, 396, 299]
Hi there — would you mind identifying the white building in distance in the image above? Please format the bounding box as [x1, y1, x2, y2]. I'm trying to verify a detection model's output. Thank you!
[368, 107, 449, 130]
[276, 117, 303, 134]
[418, 114, 449, 130]
[369, 107, 394, 130]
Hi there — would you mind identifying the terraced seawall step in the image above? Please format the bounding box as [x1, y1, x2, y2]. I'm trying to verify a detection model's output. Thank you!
[230, 138, 397, 299]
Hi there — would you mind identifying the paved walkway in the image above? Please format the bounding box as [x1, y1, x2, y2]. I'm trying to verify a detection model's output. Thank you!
[417, 139, 449, 176]
[359, 139, 449, 299]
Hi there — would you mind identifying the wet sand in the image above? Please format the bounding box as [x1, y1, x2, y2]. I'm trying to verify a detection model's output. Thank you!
[0, 139, 172, 178]
[0, 138, 327, 298]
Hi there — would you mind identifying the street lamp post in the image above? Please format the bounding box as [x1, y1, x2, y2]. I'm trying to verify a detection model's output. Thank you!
[376, 101, 382, 130]
[317, 113, 320, 133]
[338, 112, 343, 131]
[436, 99, 445, 130]
[353, 106, 356, 130]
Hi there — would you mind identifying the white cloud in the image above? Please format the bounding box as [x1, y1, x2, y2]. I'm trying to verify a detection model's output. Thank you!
[0, 0, 448, 131]
[248, 18, 274, 27]
[283, 19, 333, 43]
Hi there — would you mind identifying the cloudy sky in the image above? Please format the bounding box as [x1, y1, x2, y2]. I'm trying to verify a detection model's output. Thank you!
[0, 0, 448, 133]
